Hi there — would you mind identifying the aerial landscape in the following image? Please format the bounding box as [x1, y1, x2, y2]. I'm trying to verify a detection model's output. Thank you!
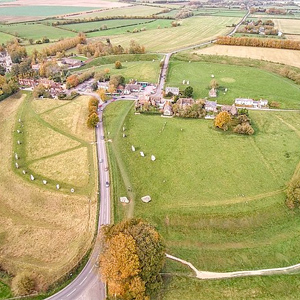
[0, 0, 300, 299]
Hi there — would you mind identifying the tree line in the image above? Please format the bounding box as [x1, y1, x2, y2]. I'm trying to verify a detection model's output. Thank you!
[52, 14, 174, 26]
[216, 36, 300, 50]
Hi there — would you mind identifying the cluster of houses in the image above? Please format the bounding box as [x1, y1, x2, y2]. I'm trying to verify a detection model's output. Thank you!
[0, 51, 12, 72]
[18, 78, 65, 98]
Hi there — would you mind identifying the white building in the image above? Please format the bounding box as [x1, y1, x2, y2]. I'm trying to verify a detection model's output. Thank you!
[165, 87, 179, 96]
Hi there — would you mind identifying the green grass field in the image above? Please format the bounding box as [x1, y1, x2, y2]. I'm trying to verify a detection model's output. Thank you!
[104, 101, 300, 299]
[78, 55, 162, 83]
[87, 19, 172, 37]
[94, 16, 241, 52]
[0, 6, 98, 17]
[195, 8, 246, 17]
[166, 60, 300, 108]
[0, 282, 12, 300]
[0, 31, 14, 43]
[0, 23, 75, 41]
[60, 18, 154, 33]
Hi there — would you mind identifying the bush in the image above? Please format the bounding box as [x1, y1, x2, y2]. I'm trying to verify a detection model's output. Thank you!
[12, 273, 35, 296]
[286, 177, 300, 209]
[233, 123, 254, 135]
[115, 60, 122, 69]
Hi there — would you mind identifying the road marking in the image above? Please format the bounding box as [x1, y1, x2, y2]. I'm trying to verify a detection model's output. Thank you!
[79, 276, 87, 286]
[66, 289, 76, 297]
[89, 268, 93, 274]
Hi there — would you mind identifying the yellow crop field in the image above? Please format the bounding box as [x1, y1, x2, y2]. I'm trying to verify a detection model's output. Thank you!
[196, 44, 300, 68]
[274, 18, 300, 34]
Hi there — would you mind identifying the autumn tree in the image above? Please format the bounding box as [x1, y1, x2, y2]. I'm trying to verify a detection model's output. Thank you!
[233, 123, 254, 135]
[97, 88, 107, 102]
[210, 79, 219, 89]
[99, 218, 165, 300]
[214, 111, 231, 131]
[286, 177, 300, 209]
[115, 60, 122, 69]
[87, 112, 99, 128]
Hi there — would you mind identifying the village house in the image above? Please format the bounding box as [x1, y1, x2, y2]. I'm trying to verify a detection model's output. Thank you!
[221, 104, 238, 116]
[177, 98, 195, 109]
[235, 98, 268, 108]
[124, 83, 142, 94]
[165, 87, 179, 96]
[18, 78, 36, 88]
[209, 88, 217, 98]
[163, 101, 173, 116]
[60, 58, 84, 69]
[235, 98, 254, 106]
[205, 100, 217, 112]
[98, 82, 109, 90]
[0, 51, 12, 72]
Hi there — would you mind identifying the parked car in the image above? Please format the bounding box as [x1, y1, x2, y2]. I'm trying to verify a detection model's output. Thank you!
[105, 181, 110, 188]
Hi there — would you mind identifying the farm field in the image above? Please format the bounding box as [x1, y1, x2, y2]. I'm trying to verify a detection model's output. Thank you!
[78, 59, 161, 83]
[0, 93, 98, 293]
[195, 44, 300, 68]
[104, 101, 300, 299]
[87, 19, 172, 37]
[250, 13, 300, 19]
[66, 5, 164, 19]
[0, 31, 14, 43]
[60, 18, 154, 32]
[166, 60, 300, 108]
[194, 8, 246, 17]
[273, 18, 300, 34]
[0, 6, 99, 18]
[95, 16, 241, 52]
[0, 23, 76, 41]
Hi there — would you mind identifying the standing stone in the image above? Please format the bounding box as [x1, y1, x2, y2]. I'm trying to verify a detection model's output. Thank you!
[123, 133, 126, 138]
[123, 126, 125, 131]
[187, 80, 189, 85]
[151, 155, 156, 161]
[131, 145, 135, 152]
[22, 170, 26, 175]
[15, 162, 19, 169]
[56, 184, 60, 190]
[15, 153, 18, 160]
[43, 180, 47, 185]
[30, 175, 34, 181]
[17, 130, 20, 133]
[71, 188, 75, 193]
[18, 119, 21, 123]
[140, 151, 145, 157]
[182, 80, 186, 85]
[17, 140, 21, 145]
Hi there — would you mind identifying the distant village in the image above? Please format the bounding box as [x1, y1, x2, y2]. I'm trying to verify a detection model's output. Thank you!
[0, 49, 268, 117]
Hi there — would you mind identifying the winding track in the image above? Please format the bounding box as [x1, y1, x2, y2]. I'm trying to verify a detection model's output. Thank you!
[45, 9, 251, 300]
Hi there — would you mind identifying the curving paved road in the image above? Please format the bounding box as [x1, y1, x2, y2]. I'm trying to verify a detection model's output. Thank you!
[45, 8, 250, 300]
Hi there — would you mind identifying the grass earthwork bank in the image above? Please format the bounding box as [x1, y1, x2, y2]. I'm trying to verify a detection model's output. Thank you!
[0, 93, 98, 294]
[104, 101, 300, 299]
[166, 59, 300, 108]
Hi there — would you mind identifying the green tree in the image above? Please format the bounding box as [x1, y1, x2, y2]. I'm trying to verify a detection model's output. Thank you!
[87, 112, 99, 128]
[214, 111, 231, 131]
[99, 219, 165, 300]
[184, 86, 193, 98]
[115, 60, 122, 69]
